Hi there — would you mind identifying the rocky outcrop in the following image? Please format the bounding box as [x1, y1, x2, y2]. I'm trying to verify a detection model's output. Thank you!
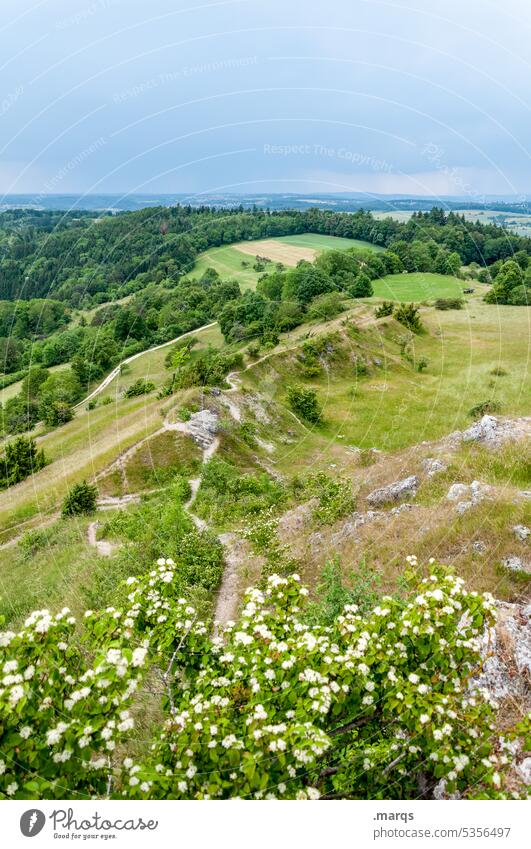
[367, 475, 419, 506]
[446, 480, 492, 514]
[513, 525, 530, 542]
[502, 556, 531, 575]
[451, 415, 531, 448]
[329, 510, 385, 546]
[186, 409, 219, 449]
[473, 602, 531, 701]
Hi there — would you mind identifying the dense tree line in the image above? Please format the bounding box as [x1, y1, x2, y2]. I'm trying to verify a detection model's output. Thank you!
[0, 299, 70, 373]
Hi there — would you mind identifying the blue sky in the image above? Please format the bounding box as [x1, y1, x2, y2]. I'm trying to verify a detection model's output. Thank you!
[2, 0, 531, 198]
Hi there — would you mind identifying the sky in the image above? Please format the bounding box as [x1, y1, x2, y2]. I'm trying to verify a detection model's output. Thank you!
[2, 0, 531, 199]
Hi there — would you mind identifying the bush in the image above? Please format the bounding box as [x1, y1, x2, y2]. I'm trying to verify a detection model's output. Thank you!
[374, 301, 394, 318]
[468, 399, 502, 419]
[0, 435, 47, 490]
[195, 458, 286, 525]
[287, 385, 322, 424]
[434, 297, 464, 310]
[40, 400, 74, 427]
[508, 285, 530, 306]
[123, 379, 156, 398]
[302, 472, 356, 524]
[307, 291, 345, 321]
[394, 303, 423, 333]
[350, 273, 374, 298]
[178, 406, 192, 422]
[62, 480, 98, 516]
[306, 557, 382, 624]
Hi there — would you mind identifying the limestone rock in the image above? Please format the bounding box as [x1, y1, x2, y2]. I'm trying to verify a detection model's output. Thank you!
[186, 409, 219, 449]
[459, 415, 531, 448]
[473, 602, 531, 701]
[367, 475, 419, 506]
[517, 758, 531, 786]
[513, 525, 530, 542]
[422, 457, 447, 476]
[502, 555, 531, 574]
[446, 483, 470, 502]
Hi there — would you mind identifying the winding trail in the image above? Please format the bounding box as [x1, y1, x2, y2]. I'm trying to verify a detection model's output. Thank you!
[10, 308, 381, 617]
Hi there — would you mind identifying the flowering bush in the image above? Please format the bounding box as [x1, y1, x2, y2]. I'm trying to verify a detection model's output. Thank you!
[0, 556, 519, 800]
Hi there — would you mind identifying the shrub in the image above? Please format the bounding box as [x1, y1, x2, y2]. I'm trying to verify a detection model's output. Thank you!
[61, 480, 98, 516]
[490, 367, 508, 377]
[287, 385, 322, 424]
[307, 291, 345, 321]
[306, 557, 382, 624]
[353, 356, 368, 377]
[40, 400, 74, 427]
[260, 329, 279, 349]
[195, 458, 286, 525]
[0, 559, 516, 801]
[434, 297, 464, 310]
[302, 472, 356, 524]
[394, 303, 423, 333]
[0, 436, 47, 490]
[508, 285, 530, 306]
[374, 301, 394, 318]
[350, 273, 373, 298]
[123, 379, 156, 398]
[468, 399, 502, 419]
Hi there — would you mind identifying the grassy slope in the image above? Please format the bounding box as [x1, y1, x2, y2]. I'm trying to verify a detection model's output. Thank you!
[241, 299, 531, 471]
[0, 295, 528, 626]
[183, 245, 262, 291]
[0, 323, 225, 539]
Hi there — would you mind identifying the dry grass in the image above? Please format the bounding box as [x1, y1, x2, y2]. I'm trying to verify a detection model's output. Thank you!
[233, 238, 317, 265]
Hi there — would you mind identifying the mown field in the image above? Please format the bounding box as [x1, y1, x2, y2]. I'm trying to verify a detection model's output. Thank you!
[372, 272, 481, 301]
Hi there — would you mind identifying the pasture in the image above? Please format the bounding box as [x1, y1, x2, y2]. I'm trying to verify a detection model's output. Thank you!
[372, 272, 482, 302]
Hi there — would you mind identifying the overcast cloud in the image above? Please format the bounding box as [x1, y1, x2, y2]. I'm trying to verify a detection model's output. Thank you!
[1, 0, 531, 198]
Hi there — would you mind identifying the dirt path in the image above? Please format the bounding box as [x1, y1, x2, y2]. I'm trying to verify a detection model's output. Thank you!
[87, 521, 117, 557]
[213, 533, 244, 633]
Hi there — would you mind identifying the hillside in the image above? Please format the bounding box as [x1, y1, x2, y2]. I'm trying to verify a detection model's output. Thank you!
[0, 209, 529, 802]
